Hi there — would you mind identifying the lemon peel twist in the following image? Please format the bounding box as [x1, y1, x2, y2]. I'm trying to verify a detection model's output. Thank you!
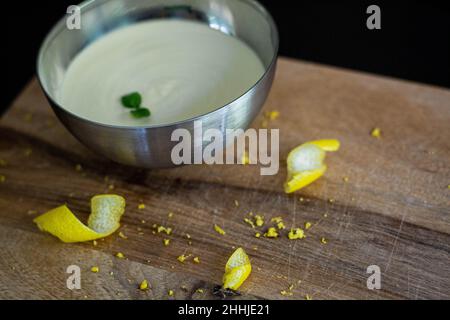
[222, 248, 252, 291]
[33, 195, 126, 243]
[285, 139, 340, 194]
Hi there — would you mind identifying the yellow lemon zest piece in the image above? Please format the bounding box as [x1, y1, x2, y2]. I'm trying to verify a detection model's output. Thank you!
[244, 218, 255, 228]
[288, 228, 305, 240]
[271, 217, 283, 224]
[265, 110, 280, 121]
[138, 203, 145, 210]
[214, 224, 226, 235]
[156, 225, 172, 235]
[305, 294, 313, 300]
[223, 248, 252, 290]
[255, 232, 261, 238]
[33, 195, 125, 243]
[264, 227, 279, 238]
[118, 231, 127, 239]
[280, 290, 293, 297]
[285, 139, 340, 194]
[277, 221, 286, 230]
[139, 280, 149, 291]
[163, 239, 170, 246]
[193, 257, 200, 264]
[254, 215, 264, 227]
[116, 252, 125, 259]
[371, 128, 381, 138]
[168, 290, 174, 297]
[168, 212, 174, 219]
[196, 288, 204, 294]
[304, 222, 312, 230]
[177, 254, 191, 263]
[320, 237, 328, 244]
[90, 266, 99, 273]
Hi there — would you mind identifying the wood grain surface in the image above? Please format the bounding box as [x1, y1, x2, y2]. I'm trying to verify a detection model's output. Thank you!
[0, 58, 449, 300]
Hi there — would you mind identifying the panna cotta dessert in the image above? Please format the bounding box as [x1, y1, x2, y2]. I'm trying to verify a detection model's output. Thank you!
[60, 19, 265, 127]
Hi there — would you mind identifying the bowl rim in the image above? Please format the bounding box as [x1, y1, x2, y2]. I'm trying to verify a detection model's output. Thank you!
[36, 0, 279, 131]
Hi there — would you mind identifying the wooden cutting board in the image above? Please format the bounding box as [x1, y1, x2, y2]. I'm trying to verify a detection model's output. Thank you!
[0, 58, 449, 300]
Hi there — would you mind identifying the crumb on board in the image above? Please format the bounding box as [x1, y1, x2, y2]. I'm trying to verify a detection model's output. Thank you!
[288, 228, 305, 240]
[92, 240, 98, 246]
[156, 225, 172, 235]
[371, 127, 382, 138]
[90, 266, 99, 273]
[234, 200, 239, 207]
[108, 184, 115, 190]
[255, 232, 261, 238]
[320, 237, 328, 245]
[304, 222, 312, 230]
[277, 221, 286, 230]
[196, 288, 204, 294]
[168, 212, 174, 219]
[138, 203, 146, 210]
[185, 234, 191, 239]
[139, 280, 149, 291]
[255, 215, 264, 227]
[214, 224, 226, 235]
[115, 252, 125, 259]
[305, 294, 312, 300]
[163, 239, 170, 246]
[264, 227, 279, 238]
[168, 290, 174, 297]
[118, 231, 128, 239]
[244, 218, 255, 228]
[177, 254, 191, 263]
[343, 176, 349, 183]
[265, 110, 280, 121]
[193, 257, 200, 264]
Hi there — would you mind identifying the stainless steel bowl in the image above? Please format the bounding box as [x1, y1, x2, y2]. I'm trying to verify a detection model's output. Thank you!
[37, 0, 279, 168]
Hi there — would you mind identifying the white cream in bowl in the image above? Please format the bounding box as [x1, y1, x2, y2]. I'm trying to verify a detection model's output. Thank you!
[59, 19, 265, 127]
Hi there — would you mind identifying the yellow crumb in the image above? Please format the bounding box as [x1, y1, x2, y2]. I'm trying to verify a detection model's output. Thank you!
[193, 257, 200, 264]
[163, 239, 170, 246]
[277, 221, 286, 230]
[371, 127, 381, 138]
[118, 231, 127, 239]
[244, 218, 255, 228]
[255, 232, 261, 238]
[264, 227, 279, 238]
[304, 222, 312, 230]
[288, 228, 305, 240]
[168, 290, 174, 297]
[92, 240, 98, 246]
[280, 290, 293, 297]
[299, 197, 304, 202]
[320, 237, 328, 244]
[255, 215, 264, 227]
[139, 279, 149, 291]
[75, 164, 83, 172]
[328, 198, 335, 204]
[343, 177, 349, 183]
[157, 225, 172, 235]
[177, 254, 190, 263]
[138, 203, 145, 210]
[271, 217, 283, 224]
[185, 233, 191, 239]
[265, 110, 280, 121]
[90, 266, 99, 273]
[108, 184, 115, 190]
[234, 200, 239, 207]
[214, 224, 226, 235]
[116, 252, 125, 259]
[168, 212, 174, 219]
[196, 288, 204, 294]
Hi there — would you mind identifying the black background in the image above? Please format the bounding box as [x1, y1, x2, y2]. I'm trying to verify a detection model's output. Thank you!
[2, 0, 450, 113]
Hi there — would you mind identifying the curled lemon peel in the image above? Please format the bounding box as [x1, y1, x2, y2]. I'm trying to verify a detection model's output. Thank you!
[33, 195, 125, 243]
[223, 248, 252, 291]
[284, 139, 340, 194]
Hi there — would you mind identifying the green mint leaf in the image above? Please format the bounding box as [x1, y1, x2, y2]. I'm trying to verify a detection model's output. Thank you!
[121, 92, 142, 109]
[130, 108, 151, 118]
